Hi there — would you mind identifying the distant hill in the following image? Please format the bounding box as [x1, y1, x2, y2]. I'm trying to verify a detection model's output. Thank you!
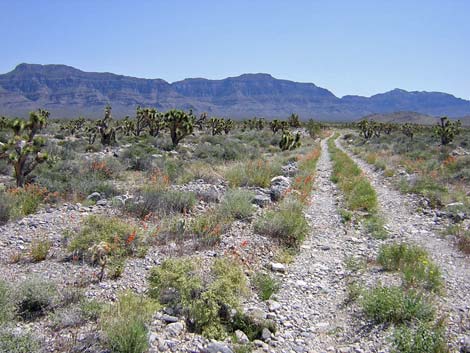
[1, 63, 470, 120]
[361, 111, 470, 127]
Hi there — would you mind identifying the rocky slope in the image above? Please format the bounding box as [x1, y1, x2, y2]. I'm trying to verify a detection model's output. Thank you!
[1, 63, 470, 120]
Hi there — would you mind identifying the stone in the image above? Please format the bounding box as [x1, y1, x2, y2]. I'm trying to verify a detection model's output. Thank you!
[96, 199, 107, 206]
[253, 194, 271, 207]
[261, 327, 272, 341]
[162, 314, 179, 323]
[166, 322, 184, 336]
[270, 262, 286, 273]
[86, 192, 102, 201]
[270, 176, 291, 202]
[202, 342, 234, 353]
[267, 300, 281, 312]
[235, 330, 249, 344]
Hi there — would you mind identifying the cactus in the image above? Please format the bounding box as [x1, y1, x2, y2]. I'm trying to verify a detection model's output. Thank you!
[434, 116, 461, 145]
[164, 109, 195, 148]
[196, 112, 207, 130]
[148, 111, 165, 137]
[89, 241, 111, 282]
[270, 119, 288, 134]
[0, 110, 49, 187]
[279, 130, 301, 151]
[288, 113, 301, 128]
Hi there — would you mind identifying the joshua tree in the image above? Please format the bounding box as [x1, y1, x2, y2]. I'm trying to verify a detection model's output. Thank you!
[208, 117, 224, 136]
[0, 110, 49, 187]
[223, 119, 234, 134]
[401, 123, 416, 141]
[148, 111, 165, 137]
[279, 130, 301, 151]
[288, 113, 301, 128]
[196, 112, 208, 130]
[357, 120, 374, 139]
[434, 117, 461, 145]
[164, 109, 195, 148]
[97, 106, 117, 146]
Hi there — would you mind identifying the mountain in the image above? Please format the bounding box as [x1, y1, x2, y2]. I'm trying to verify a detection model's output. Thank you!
[1, 63, 470, 121]
[360, 111, 440, 125]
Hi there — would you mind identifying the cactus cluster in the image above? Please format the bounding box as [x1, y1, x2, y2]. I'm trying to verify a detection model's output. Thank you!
[288, 113, 301, 128]
[164, 109, 196, 148]
[279, 130, 301, 151]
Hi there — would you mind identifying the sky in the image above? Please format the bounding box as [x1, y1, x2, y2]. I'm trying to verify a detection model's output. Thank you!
[1, 0, 469, 99]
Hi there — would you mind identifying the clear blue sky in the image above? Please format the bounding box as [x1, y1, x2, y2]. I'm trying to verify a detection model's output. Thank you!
[1, 0, 469, 99]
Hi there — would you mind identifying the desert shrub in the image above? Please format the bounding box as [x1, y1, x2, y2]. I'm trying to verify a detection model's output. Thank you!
[225, 160, 281, 188]
[125, 185, 196, 218]
[148, 258, 202, 306]
[101, 292, 159, 353]
[364, 215, 388, 239]
[0, 159, 11, 175]
[119, 143, 158, 171]
[0, 192, 13, 225]
[400, 176, 447, 208]
[274, 248, 295, 264]
[50, 305, 85, 329]
[84, 157, 125, 180]
[67, 215, 138, 259]
[8, 184, 48, 217]
[377, 243, 443, 293]
[252, 272, 279, 301]
[0, 328, 40, 353]
[30, 238, 51, 262]
[194, 139, 256, 162]
[392, 321, 449, 353]
[15, 277, 58, 321]
[187, 211, 231, 247]
[149, 257, 249, 340]
[457, 230, 470, 254]
[0, 280, 14, 324]
[346, 178, 378, 212]
[219, 189, 255, 220]
[362, 286, 434, 324]
[79, 299, 104, 321]
[188, 258, 248, 339]
[254, 197, 308, 247]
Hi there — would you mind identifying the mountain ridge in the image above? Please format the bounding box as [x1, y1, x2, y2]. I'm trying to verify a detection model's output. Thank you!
[1, 63, 470, 120]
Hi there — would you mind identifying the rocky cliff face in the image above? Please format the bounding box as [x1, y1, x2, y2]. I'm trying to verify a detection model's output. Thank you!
[1, 63, 469, 120]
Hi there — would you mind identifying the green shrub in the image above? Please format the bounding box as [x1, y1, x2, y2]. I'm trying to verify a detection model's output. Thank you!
[79, 299, 103, 321]
[0, 328, 40, 353]
[101, 292, 159, 353]
[362, 286, 434, 324]
[225, 160, 281, 188]
[67, 215, 137, 258]
[377, 243, 443, 293]
[125, 186, 196, 218]
[0, 192, 12, 225]
[15, 277, 58, 321]
[254, 197, 308, 247]
[149, 257, 249, 340]
[148, 258, 202, 306]
[393, 321, 449, 353]
[364, 215, 388, 239]
[187, 211, 231, 247]
[30, 238, 51, 262]
[252, 272, 279, 301]
[0, 280, 14, 324]
[219, 189, 255, 220]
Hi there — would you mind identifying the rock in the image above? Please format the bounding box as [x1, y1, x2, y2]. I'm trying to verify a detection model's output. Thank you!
[270, 176, 291, 202]
[96, 199, 107, 206]
[162, 314, 179, 323]
[235, 330, 250, 344]
[86, 192, 102, 201]
[202, 342, 234, 353]
[261, 328, 272, 341]
[461, 336, 470, 353]
[166, 322, 184, 336]
[270, 262, 286, 273]
[253, 194, 271, 207]
[267, 300, 281, 312]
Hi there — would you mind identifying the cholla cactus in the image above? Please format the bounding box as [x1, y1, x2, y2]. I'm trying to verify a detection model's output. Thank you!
[434, 117, 461, 145]
[223, 119, 234, 134]
[89, 241, 111, 282]
[279, 131, 301, 151]
[0, 109, 49, 187]
[164, 109, 195, 148]
[270, 119, 288, 134]
[208, 117, 224, 136]
[357, 120, 374, 139]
